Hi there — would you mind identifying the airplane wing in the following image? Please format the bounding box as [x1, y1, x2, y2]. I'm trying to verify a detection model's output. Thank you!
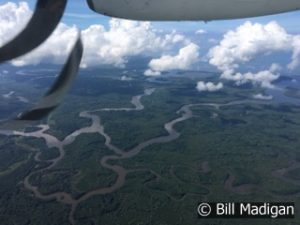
[0, 33, 83, 130]
[87, 0, 300, 21]
[0, 0, 67, 63]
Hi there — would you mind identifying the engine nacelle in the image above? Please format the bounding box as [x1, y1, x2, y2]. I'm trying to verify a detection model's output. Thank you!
[87, 0, 300, 21]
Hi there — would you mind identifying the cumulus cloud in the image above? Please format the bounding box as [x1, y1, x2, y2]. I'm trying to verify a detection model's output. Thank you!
[145, 43, 200, 75]
[0, 2, 190, 68]
[0, 2, 79, 66]
[253, 93, 273, 100]
[221, 63, 280, 88]
[13, 23, 78, 66]
[81, 21, 189, 68]
[196, 81, 223, 92]
[0, 2, 31, 45]
[208, 21, 300, 88]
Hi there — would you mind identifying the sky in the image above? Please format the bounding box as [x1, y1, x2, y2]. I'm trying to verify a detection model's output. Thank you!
[0, 0, 300, 93]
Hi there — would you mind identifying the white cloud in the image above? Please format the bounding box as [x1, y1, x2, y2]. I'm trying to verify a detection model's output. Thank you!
[208, 21, 300, 88]
[12, 23, 78, 66]
[221, 64, 280, 88]
[253, 93, 273, 100]
[0, 2, 190, 68]
[196, 29, 206, 35]
[81, 21, 189, 68]
[145, 43, 200, 75]
[209, 21, 294, 72]
[144, 69, 161, 76]
[120, 75, 132, 81]
[0, 2, 31, 46]
[0, 2, 79, 66]
[196, 81, 223, 92]
[289, 36, 300, 70]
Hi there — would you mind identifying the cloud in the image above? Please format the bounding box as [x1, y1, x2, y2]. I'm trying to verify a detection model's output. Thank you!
[253, 93, 273, 100]
[208, 21, 300, 88]
[289, 36, 300, 70]
[145, 43, 200, 75]
[196, 29, 206, 35]
[221, 64, 280, 88]
[196, 81, 223, 92]
[0, 2, 79, 66]
[120, 75, 132, 81]
[144, 69, 161, 76]
[12, 23, 78, 66]
[0, 2, 31, 46]
[81, 21, 190, 68]
[0, 2, 190, 68]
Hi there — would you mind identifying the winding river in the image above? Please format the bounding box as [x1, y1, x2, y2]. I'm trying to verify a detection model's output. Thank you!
[0, 88, 289, 224]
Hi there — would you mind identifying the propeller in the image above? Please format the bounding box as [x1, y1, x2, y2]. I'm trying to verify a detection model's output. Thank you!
[0, 0, 67, 63]
[0, 0, 87, 130]
[0, 33, 83, 130]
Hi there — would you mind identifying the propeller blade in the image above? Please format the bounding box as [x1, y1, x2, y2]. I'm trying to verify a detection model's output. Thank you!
[0, 0, 67, 63]
[0, 33, 83, 130]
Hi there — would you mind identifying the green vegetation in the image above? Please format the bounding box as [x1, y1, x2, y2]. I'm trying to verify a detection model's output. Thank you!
[0, 67, 300, 225]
